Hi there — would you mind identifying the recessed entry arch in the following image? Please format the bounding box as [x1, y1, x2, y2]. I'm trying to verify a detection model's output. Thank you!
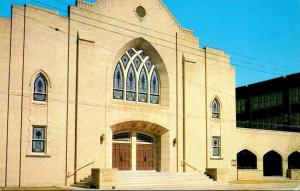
[111, 121, 169, 171]
[288, 151, 300, 169]
[263, 150, 283, 176]
[237, 149, 257, 169]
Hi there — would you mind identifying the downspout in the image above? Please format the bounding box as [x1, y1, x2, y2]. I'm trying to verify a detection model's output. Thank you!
[5, 4, 13, 187]
[175, 32, 179, 172]
[19, 5, 27, 187]
[65, 5, 71, 186]
[204, 48, 208, 169]
[182, 58, 196, 172]
[74, 32, 79, 184]
[182, 56, 186, 172]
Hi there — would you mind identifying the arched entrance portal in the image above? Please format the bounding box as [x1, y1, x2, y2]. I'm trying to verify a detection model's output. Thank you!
[288, 151, 300, 169]
[111, 121, 168, 171]
[263, 150, 282, 176]
[237, 149, 257, 169]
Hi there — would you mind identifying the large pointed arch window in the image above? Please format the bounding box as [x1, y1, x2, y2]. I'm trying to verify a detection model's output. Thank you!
[113, 48, 160, 104]
[113, 62, 124, 100]
[33, 74, 47, 102]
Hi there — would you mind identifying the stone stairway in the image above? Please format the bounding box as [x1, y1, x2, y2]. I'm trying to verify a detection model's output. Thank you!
[71, 175, 95, 189]
[71, 170, 216, 189]
[116, 171, 215, 189]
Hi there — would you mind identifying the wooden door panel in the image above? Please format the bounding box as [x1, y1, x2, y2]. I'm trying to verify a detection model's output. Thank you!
[112, 143, 131, 170]
[136, 144, 154, 170]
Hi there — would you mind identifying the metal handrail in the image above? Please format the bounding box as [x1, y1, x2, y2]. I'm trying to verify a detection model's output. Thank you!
[67, 161, 94, 178]
[181, 160, 202, 173]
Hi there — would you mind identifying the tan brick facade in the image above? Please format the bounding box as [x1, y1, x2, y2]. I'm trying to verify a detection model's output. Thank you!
[0, 0, 299, 187]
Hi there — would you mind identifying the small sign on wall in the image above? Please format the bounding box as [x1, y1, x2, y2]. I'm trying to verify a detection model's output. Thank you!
[231, 160, 237, 166]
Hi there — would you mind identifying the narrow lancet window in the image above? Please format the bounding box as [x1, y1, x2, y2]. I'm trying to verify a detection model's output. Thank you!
[113, 63, 124, 100]
[150, 69, 160, 104]
[126, 65, 136, 101]
[139, 67, 148, 103]
[33, 74, 47, 102]
[212, 99, 220, 118]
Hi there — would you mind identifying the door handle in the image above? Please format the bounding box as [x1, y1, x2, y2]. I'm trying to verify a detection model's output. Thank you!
[120, 155, 123, 162]
[144, 156, 146, 162]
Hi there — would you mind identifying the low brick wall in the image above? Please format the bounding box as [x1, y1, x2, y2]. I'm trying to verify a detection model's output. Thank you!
[237, 169, 263, 180]
[287, 169, 300, 180]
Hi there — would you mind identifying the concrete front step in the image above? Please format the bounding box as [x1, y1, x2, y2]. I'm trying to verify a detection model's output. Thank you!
[71, 182, 94, 189]
[118, 178, 212, 183]
[117, 182, 217, 190]
[116, 171, 214, 189]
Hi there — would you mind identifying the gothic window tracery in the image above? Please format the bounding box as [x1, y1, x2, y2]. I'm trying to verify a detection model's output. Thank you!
[113, 48, 160, 104]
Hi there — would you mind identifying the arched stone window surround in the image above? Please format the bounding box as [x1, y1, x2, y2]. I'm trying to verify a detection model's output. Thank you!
[109, 37, 169, 106]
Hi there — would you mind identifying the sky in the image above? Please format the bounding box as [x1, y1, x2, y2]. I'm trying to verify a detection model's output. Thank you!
[0, 0, 299, 87]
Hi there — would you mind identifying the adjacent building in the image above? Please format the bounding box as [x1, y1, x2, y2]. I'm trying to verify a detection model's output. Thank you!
[236, 73, 300, 132]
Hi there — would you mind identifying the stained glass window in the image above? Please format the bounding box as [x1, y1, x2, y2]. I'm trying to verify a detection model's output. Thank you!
[150, 69, 159, 104]
[126, 65, 136, 101]
[33, 74, 47, 102]
[113, 48, 160, 104]
[128, 49, 135, 57]
[212, 99, 220, 118]
[121, 54, 129, 69]
[212, 137, 220, 157]
[145, 59, 153, 72]
[139, 67, 148, 103]
[113, 63, 124, 100]
[139, 51, 147, 60]
[133, 57, 141, 70]
[32, 127, 46, 153]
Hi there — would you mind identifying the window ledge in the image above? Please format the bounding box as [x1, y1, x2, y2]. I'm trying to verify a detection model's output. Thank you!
[210, 157, 223, 160]
[211, 118, 221, 122]
[26, 154, 51, 158]
[32, 101, 47, 105]
[112, 99, 167, 109]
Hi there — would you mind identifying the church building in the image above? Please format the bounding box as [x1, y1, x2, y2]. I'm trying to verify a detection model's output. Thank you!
[0, 0, 299, 188]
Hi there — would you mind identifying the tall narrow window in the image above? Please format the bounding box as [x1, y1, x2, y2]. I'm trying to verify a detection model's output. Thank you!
[212, 99, 220, 118]
[113, 63, 124, 100]
[212, 137, 221, 157]
[33, 74, 47, 101]
[139, 67, 148, 103]
[150, 69, 160, 104]
[32, 126, 46, 153]
[126, 65, 136, 101]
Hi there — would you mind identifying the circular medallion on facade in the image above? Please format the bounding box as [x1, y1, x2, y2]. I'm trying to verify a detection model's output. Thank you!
[136, 6, 146, 18]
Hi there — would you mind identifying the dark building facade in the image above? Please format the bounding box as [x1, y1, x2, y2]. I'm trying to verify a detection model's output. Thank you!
[236, 73, 300, 132]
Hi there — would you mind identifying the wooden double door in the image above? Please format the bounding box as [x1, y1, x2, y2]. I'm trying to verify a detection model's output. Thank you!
[136, 144, 155, 170]
[112, 143, 155, 170]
